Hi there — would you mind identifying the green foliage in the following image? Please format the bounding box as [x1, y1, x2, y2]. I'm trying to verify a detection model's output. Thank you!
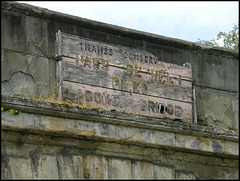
[197, 23, 239, 51]
[34, 95, 40, 99]
[8, 109, 21, 115]
[1, 107, 21, 115]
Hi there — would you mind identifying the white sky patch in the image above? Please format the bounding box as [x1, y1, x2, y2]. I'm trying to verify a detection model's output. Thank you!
[215, 38, 225, 47]
[17, 1, 239, 43]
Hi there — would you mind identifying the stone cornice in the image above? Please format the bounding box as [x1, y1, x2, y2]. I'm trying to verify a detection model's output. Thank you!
[1, 96, 239, 158]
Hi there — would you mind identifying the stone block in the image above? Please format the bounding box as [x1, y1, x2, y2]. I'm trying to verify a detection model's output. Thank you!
[108, 158, 131, 179]
[196, 86, 239, 129]
[1, 49, 50, 98]
[132, 161, 154, 179]
[25, 16, 48, 57]
[175, 133, 212, 152]
[154, 165, 175, 179]
[34, 155, 59, 179]
[1, 111, 35, 130]
[1, 72, 36, 98]
[72, 156, 84, 179]
[1, 155, 13, 180]
[1, 11, 27, 53]
[57, 155, 84, 179]
[197, 54, 238, 92]
[83, 155, 108, 179]
[8, 157, 33, 179]
[176, 171, 196, 179]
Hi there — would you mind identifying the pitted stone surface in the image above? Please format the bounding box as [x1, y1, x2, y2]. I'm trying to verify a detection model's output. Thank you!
[1, 1, 239, 180]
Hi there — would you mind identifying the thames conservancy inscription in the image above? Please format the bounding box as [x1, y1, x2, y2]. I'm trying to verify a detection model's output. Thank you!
[56, 30, 193, 122]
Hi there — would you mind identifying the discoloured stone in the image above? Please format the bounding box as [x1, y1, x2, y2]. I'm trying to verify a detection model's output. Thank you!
[108, 158, 131, 179]
[83, 155, 108, 179]
[1, 108, 238, 156]
[1, 1, 239, 180]
[154, 165, 175, 179]
[9, 157, 33, 179]
[1, 130, 239, 180]
[2, 0, 239, 129]
[132, 161, 154, 179]
[1, 72, 36, 97]
[57, 155, 84, 179]
[175, 171, 196, 179]
[1, 50, 50, 98]
[196, 86, 238, 130]
[1, 155, 13, 180]
[35, 155, 58, 179]
[72, 156, 84, 179]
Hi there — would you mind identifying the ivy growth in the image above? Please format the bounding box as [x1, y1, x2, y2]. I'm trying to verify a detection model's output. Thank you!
[1, 107, 21, 115]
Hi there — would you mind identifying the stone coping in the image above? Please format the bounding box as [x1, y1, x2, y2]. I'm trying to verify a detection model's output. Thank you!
[1, 1, 238, 59]
[1, 96, 239, 158]
[1, 96, 238, 141]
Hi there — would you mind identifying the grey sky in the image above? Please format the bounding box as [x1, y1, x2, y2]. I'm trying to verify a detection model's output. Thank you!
[18, 1, 239, 43]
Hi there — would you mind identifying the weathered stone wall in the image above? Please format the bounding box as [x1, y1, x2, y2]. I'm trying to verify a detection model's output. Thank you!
[1, 1, 239, 180]
[1, 97, 239, 179]
[1, 1, 238, 130]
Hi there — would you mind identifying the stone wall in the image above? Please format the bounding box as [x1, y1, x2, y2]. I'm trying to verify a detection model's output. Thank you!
[1, 97, 239, 179]
[1, 1, 239, 180]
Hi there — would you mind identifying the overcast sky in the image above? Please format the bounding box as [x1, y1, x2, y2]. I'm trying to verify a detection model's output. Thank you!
[18, 1, 239, 43]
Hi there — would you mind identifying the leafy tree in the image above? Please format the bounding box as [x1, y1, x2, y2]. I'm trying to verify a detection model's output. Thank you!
[197, 23, 239, 51]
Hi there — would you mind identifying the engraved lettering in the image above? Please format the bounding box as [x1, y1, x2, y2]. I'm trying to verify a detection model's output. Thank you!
[76, 55, 79, 66]
[84, 56, 91, 68]
[85, 90, 93, 102]
[112, 95, 119, 106]
[93, 58, 100, 70]
[140, 55, 143, 62]
[124, 52, 128, 58]
[167, 104, 174, 115]
[109, 49, 113, 55]
[112, 78, 120, 90]
[120, 79, 127, 91]
[167, 72, 173, 84]
[76, 89, 83, 104]
[132, 81, 140, 93]
[104, 47, 108, 55]
[156, 103, 166, 114]
[145, 56, 148, 63]
[140, 99, 147, 111]
[149, 56, 153, 64]
[178, 75, 182, 85]
[159, 71, 165, 84]
[129, 52, 133, 59]
[79, 42, 83, 50]
[102, 59, 109, 71]
[60, 33, 192, 122]
[85, 43, 90, 51]
[141, 83, 148, 94]
[175, 105, 183, 117]
[135, 66, 142, 78]
[92, 45, 96, 53]
[103, 93, 111, 105]
[126, 64, 133, 76]
[148, 100, 155, 112]
[94, 92, 101, 103]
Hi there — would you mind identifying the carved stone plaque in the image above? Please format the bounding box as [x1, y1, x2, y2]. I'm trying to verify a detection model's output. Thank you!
[56, 30, 193, 122]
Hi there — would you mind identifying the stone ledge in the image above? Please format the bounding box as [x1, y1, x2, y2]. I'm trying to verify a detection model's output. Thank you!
[1, 96, 239, 158]
[1, 96, 239, 140]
